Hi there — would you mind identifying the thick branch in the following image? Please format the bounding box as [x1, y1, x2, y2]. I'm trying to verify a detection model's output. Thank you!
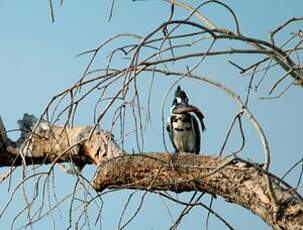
[92, 153, 303, 230]
[1, 115, 302, 229]
[0, 114, 123, 168]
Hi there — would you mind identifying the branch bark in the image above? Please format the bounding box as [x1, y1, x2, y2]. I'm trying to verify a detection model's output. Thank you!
[92, 153, 303, 230]
[1, 115, 302, 229]
[0, 114, 123, 168]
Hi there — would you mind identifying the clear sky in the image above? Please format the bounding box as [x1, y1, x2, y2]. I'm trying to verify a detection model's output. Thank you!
[0, 0, 302, 229]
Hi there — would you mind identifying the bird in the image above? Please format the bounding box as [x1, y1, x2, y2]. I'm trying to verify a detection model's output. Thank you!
[166, 86, 205, 154]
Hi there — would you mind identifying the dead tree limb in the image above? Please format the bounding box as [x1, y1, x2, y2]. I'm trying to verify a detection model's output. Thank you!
[0, 114, 123, 168]
[1, 115, 302, 229]
[92, 153, 303, 230]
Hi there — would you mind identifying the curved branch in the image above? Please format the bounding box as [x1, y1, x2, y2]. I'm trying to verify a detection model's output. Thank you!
[92, 153, 303, 230]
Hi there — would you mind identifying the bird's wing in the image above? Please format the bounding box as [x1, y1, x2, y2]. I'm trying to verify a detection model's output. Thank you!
[201, 117, 206, 132]
[166, 117, 178, 152]
[166, 118, 171, 132]
[192, 109, 205, 132]
[192, 116, 201, 154]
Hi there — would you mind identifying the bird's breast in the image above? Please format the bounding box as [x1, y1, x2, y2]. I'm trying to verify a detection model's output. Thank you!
[171, 114, 192, 129]
[171, 113, 196, 152]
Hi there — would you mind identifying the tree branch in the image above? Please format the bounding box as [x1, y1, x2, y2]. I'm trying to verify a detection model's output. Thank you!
[0, 114, 123, 168]
[92, 153, 303, 230]
[1, 114, 302, 229]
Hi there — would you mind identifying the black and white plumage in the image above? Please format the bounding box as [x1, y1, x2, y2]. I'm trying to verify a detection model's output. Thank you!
[166, 86, 205, 154]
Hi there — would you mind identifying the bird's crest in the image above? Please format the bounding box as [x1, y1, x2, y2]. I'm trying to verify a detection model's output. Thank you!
[173, 85, 189, 106]
[175, 86, 188, 101]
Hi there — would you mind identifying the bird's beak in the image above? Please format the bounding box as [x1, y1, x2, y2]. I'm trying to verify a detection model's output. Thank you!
[172, 104, 205, 132]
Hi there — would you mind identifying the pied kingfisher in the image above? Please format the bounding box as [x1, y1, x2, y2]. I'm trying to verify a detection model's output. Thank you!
[166, 86, 205, 154]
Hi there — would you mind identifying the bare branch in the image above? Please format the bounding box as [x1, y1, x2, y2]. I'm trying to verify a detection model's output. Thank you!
[92, 153, 303, 230]
[0, 114, 123, 168]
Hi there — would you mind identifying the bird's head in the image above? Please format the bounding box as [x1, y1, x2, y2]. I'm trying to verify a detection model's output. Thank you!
[172, 86, 189, 109]
[170, 86, 205, 132]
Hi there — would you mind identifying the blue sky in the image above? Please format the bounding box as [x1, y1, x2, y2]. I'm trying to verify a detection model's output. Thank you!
[0, 0, 302, 229]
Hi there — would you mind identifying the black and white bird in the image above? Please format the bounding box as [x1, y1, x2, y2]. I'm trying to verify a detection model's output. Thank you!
[166, 86, 205, 154]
